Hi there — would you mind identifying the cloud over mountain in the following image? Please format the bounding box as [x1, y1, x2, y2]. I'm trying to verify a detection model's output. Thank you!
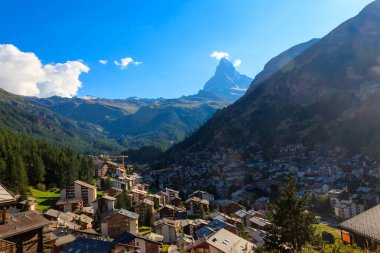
[114, 57, 142, 69]
[0, 44, 89, 98]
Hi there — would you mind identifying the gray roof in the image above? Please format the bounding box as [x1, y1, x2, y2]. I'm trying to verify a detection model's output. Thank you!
[206, 229, 255, 253]
[0, 184, 15, 205]
[0, 211, 50, 238]
[101, 208, 139, 222]
[339, 204, 380, 242]
[74, 180, 96, 190]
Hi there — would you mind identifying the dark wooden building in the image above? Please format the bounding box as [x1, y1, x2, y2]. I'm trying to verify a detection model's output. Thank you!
[0, 210, 50, 253]
[339, 204, 380, 249]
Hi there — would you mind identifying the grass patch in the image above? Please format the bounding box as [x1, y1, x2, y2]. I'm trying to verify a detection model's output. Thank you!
[162, 244, 170, 253]
[314, 223, 340, 239]
[138, 226, 152, 235]
[97, 190, 105, 197]
[29, 187, 60, 212]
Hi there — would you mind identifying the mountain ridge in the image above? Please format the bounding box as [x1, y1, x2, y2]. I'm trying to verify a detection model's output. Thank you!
[167, 0, 380, 157]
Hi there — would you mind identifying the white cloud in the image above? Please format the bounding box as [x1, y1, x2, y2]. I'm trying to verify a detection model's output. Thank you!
[0, 44, 89, 98]
[233, 59, 242, 67]
[210, 51, 230, 60]
[114, 57, 142, 69]
[99, 59, 107, 64]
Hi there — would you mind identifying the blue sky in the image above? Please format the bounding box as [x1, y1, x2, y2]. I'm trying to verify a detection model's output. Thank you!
[0, 0, 373, 99]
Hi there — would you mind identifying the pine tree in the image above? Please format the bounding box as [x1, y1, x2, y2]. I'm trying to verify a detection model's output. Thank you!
[264, 178, 316, 252]
[144, 207, 154, 227]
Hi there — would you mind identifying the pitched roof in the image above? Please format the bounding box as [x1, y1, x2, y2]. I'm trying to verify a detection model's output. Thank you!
[101, 208, 139, 222]
[61, 237, 117, 253]
[339, 204, 380, 242]
[206, 229, 255, 253]
[56, 198, 83, 205]
[195, 226, 215, 238]
[74, 180, 96, 190]
[116, 231, 162, 245]
[0, 184, 16, 205]
[0, 211, 50, 238]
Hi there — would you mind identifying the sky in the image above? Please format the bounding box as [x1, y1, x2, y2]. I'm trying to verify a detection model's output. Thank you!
[0, 0, 374, 99]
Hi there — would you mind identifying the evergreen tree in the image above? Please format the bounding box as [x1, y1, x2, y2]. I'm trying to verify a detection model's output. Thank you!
[28, 153, 46, 185]
[264, 178, 316, 252]
[144, 207, 154, 227]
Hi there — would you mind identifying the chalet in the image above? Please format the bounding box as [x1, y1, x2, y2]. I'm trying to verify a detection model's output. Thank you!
[56, 198, 83, 213]
[61, 237, 137, 253]
[0, 210, 50, 253]
[116, 231, 162, 253]
[185, 197, 209, 217]
[93, 195, 115, 214]
[93, 160, 108, 178]
[130, 188, 148, 203]
[153, 218, 180, 244]
[101, 209, 139, 238]
[216, 200, 245, 216]
[159, 188, 179, 202]
[60, 180, 97, 206]
[334, 200, 364, 220]
[147, 194, 163, 209]
[189, 190, 215, 202]
[156, 204, 186, 219]
[180, 219, 208, 237]
[134, 199, 154, 223]
[186, 229, 255, 253]
[339, 204, 380, 249]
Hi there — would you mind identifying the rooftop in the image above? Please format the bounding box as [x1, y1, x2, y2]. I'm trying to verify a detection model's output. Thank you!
[0, 184, 15, 205]
[74, 180, 96, 190]
[339, 204, 380, 242]
[206, 229, 255, 253]
[61, 237, 117, 253]
[0, 211, 50, 239]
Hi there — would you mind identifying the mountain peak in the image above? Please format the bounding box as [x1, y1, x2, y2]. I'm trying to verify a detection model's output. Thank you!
[201, 58, 252, 101]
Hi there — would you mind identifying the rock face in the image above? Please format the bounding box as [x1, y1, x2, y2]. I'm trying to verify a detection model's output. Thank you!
[169, 0, 380, 156]
[202, 58, 253, 101]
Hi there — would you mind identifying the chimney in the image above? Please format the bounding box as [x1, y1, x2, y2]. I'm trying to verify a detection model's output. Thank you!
[1, 208, 9, 225]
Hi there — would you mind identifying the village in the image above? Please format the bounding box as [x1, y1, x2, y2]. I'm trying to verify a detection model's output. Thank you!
[0, 144, 379, 252]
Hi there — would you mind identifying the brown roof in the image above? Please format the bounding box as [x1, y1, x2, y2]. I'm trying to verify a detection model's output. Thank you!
[56, 198, 83, 205]
[74, 180, 96, 190]
[0, 211, 51, 239]
[339, 204, 380, 242]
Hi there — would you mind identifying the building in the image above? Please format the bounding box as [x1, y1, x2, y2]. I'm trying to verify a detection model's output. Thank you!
[93, 195, 115, 214]
[159, 188, 179, 202]
[60, 180, 97, 206]
[185, 197, 209, 217]
[156, 204, 186, 219]
[334, 200, 364, 220]
[134, 199, 154, 224]
[0, 210, 50, 253]
[56, 198, 83, 213]
[0, 184, 16, 212]
[61, 237, 136, 253]
[217, 200, 245, 215]
[339, 204, 380, 249]
[186, 228, 255, 253]
[116, 231, 162, 253]
[101, 209, 139, 238]
[189, 191, 215, 202]
[153, 218, 180, 244]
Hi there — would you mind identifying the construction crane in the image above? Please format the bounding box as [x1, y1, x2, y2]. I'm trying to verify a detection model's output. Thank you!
[107, 155, 128, 170]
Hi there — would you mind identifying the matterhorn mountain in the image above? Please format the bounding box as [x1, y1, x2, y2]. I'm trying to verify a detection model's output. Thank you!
[202, 58, 252, 101]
